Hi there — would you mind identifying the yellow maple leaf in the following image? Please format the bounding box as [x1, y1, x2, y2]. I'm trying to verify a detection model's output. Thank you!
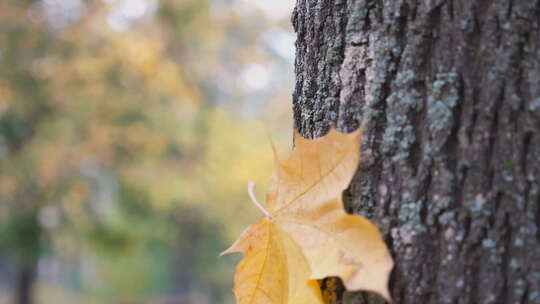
[222, 128, 393, 303]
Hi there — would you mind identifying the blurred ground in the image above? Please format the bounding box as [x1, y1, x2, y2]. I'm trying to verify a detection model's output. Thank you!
[0, 0, 295, 303]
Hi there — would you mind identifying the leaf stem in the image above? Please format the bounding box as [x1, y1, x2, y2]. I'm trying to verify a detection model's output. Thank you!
[247, 181, 272, 219]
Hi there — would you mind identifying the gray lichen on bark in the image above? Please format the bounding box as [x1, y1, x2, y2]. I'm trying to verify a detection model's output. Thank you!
[292, 0, 540, 303]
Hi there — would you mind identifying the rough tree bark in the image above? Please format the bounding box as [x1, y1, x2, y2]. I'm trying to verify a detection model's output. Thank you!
[291, 1, 540, 303]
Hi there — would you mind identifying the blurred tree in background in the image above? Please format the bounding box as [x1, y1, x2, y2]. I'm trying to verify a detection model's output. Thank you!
[0, 0, 295, 303]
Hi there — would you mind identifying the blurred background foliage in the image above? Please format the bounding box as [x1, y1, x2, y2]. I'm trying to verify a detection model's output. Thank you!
[0, 0, 295, 303]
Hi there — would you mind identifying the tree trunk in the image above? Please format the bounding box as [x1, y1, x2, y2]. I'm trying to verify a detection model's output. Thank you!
[291, 1, 540, 303]
[15, 264, 35, 304]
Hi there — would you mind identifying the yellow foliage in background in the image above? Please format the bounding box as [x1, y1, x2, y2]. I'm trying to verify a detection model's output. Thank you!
[0, 0, 294, 303]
